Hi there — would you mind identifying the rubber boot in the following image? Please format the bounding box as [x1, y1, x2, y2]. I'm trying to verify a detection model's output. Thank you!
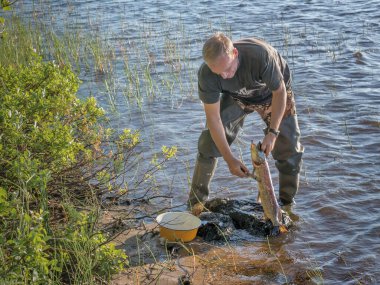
[279, 173, 299, 206]
[187, 154, 218, 209]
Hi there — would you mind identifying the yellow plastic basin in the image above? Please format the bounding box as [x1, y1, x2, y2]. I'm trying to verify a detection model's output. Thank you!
[156, 212, 201, 242]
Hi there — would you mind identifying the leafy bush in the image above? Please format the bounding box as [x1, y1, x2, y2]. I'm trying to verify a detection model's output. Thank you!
[0, 196, 57, 284]
[56, 205, 127, 284]
[0, 57, 130, 284]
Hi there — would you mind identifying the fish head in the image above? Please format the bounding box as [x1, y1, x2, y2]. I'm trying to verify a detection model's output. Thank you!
[251, 141, 266, 165]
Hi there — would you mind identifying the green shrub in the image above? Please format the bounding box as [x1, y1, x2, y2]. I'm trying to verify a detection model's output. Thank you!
[0, 57, 128, 284]
[56, 206, 127, 284]
[0, 198, 57, 284]
[0, 57, 103, 186]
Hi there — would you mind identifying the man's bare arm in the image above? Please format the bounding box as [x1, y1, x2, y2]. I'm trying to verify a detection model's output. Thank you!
[261, 81, 287, 156]
[204, 102, 249, 177]
[269, 81, 287, 132]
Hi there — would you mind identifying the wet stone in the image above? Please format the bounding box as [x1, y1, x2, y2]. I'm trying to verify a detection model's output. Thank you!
[197, 212, 235, 242]
[196, 197, 292, 241]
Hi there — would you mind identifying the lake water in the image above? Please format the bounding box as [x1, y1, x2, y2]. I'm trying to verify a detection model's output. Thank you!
[15, 0, 379, 284]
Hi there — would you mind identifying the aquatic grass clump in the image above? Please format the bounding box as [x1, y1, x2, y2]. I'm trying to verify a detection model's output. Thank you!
[1, 6, 207, 112]
[0, 16, 42, 66]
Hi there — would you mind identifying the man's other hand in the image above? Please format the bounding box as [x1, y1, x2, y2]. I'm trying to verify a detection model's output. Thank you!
[226, 157, 250, 178]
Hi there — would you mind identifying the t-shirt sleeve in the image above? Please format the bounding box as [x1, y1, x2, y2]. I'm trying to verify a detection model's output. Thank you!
[198, 64, 221, 104]
[260, 50, 284, 91]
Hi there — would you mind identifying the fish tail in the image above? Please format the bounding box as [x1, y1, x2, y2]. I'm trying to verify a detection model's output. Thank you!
[279, 225, 288, 233]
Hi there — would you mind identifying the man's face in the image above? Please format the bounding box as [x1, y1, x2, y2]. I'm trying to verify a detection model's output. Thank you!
[207, 48, 239, 79]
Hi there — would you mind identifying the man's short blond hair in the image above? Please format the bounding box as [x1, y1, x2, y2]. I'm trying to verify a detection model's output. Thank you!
[202, 32, 234, 64]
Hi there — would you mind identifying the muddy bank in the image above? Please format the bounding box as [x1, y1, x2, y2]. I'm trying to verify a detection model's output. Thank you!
[109, 198, 318, 285]
[110, 225, 317, 285]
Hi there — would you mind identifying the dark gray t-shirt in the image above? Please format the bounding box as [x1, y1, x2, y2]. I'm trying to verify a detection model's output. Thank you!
[198, 38, 291, 105]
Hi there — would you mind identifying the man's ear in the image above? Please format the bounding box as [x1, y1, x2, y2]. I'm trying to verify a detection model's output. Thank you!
[233, 47, 239, 58]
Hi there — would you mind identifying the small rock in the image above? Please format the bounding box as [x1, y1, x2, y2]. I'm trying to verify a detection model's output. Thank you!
[197, 212, 235, 241]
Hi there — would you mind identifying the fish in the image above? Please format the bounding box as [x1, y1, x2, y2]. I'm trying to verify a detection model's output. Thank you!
[250, 141, 287, 236]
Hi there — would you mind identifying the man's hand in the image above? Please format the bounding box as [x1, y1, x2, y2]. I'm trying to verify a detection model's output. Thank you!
[226, 156, 250, 178]
[261, 132, 277, 156]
